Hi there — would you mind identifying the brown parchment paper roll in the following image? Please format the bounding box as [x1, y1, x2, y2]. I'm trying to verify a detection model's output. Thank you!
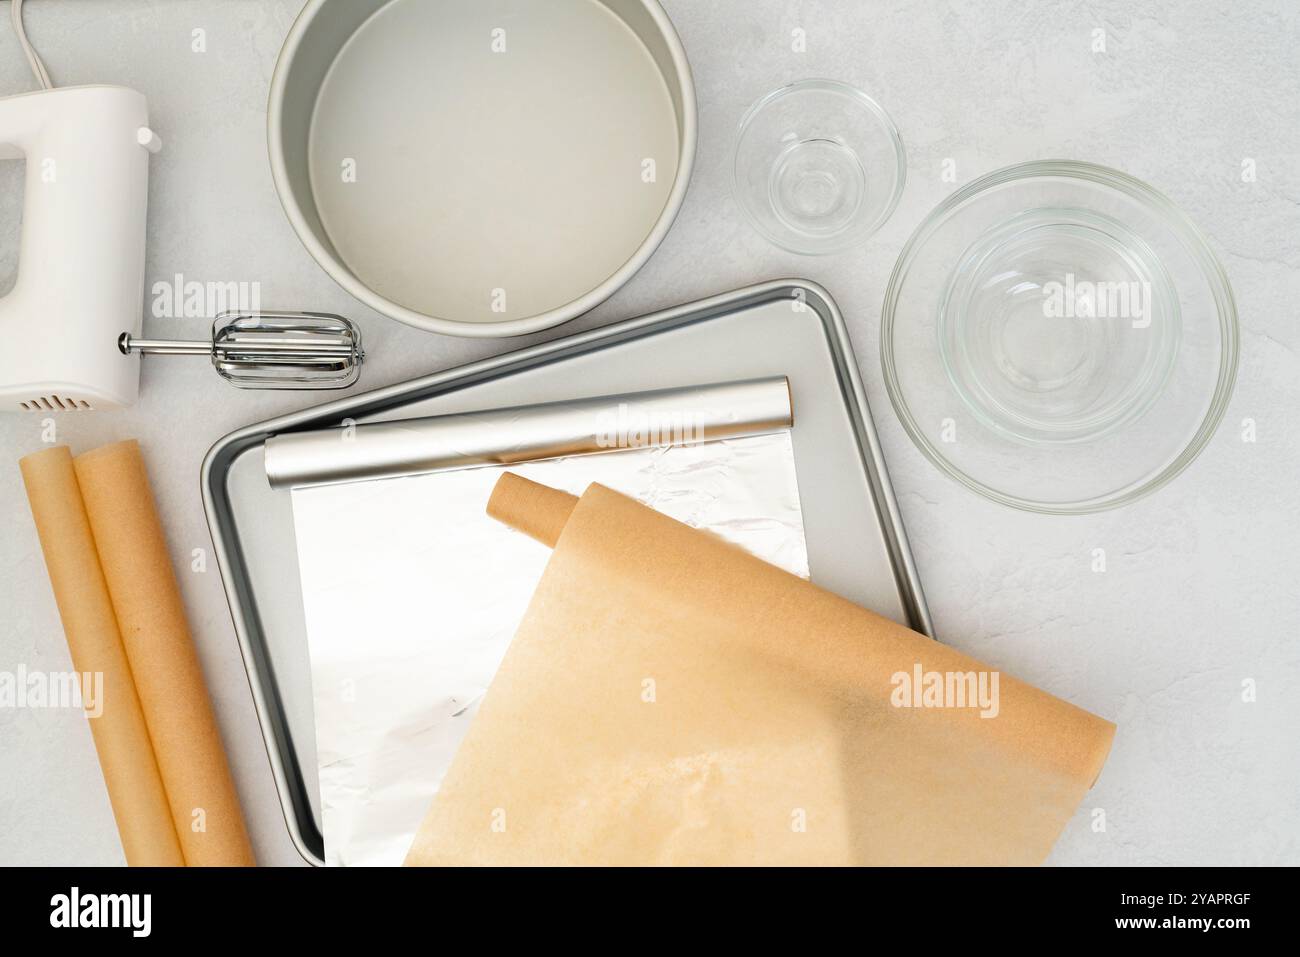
[407, 473, 1116, 866]
[73, 440, 255, 867]
[19, 447, 184, 867]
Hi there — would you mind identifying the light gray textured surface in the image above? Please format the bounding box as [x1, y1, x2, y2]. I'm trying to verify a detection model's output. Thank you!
[1, 0, 1296, 867]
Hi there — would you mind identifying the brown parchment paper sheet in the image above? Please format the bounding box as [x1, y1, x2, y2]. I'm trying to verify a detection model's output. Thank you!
[19, 447, 184, 866]
[74, 440, 255, 867]
[407, 474, 1116, 866]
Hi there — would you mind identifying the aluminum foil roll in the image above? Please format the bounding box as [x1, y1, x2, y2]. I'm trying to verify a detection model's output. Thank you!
[264, 377, 793, 489]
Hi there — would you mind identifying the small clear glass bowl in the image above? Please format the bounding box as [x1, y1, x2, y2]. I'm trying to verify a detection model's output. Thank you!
[733, 79, 905, 255]
[881, 161, 1238, 514]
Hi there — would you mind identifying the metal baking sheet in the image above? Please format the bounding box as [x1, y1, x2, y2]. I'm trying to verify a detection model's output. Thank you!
[202, 279, 934, 865]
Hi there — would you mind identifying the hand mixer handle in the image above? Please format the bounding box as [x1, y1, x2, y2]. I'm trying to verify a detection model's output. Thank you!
[0, 86, 154, 411]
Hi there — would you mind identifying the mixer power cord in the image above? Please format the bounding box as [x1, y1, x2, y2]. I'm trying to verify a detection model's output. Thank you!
[11, 0, 54, 90]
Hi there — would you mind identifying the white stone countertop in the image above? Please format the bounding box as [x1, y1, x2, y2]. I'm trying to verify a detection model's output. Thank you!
[1, 0, 1296, 866]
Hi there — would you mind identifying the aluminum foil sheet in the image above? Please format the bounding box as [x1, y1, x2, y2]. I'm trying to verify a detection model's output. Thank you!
[286, 383, 807, 866]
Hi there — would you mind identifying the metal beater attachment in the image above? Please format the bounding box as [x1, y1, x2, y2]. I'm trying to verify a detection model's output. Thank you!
[119, 312, 364, 390]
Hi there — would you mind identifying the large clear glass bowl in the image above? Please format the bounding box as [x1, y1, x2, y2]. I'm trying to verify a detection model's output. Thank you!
[881, 161, 1238, 513]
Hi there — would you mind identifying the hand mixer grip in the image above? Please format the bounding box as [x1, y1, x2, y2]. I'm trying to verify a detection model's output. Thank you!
[0, 86, 155, 411]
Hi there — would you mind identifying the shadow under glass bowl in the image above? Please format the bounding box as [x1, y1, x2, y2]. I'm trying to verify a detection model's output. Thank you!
[881, 160, 1238, 514]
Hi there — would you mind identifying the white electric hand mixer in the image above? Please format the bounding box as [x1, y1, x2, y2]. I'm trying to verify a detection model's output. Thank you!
[0, 1, 362, 412]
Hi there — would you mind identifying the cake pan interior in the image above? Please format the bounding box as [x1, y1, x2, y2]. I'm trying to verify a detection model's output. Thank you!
[270, 0, 695, 337]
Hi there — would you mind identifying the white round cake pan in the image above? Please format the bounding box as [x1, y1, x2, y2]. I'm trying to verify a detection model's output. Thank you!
[269, 0, 696, 338]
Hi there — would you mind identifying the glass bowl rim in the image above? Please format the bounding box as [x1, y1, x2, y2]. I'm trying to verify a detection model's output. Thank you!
[732, 78, 907, 255]
[879, 159, 1240, 514]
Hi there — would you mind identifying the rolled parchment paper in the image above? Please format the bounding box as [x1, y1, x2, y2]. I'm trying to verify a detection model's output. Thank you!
[74, 441, 255, 867]
[408, 474, 1116, 866]
[265, 376, 793, 489]
[19, 446, 184, 867]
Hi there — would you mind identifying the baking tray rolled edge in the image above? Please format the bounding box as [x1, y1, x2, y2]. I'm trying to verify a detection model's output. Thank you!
[200, 278, 934, 865]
